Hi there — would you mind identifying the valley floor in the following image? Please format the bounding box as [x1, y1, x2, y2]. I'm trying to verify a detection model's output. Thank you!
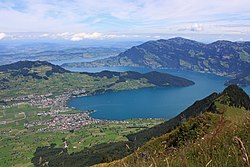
[0, 118, 163, 167]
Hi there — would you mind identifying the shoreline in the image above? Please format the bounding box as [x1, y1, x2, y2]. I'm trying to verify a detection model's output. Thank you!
[1, 87, 166, 132]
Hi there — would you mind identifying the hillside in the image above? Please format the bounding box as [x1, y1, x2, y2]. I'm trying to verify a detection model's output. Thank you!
[96, 85, 250, 167]
[81, 70, 194, 87]
[225, 72, 250, 86]
[0, 60, 69, 80]
[62, 37, 250, 85]
[0, 61, 194, 100]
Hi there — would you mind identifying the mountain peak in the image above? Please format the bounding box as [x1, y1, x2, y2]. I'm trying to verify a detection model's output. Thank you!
[146, 37, 194, 44]
[210, 40, 234, 46]
[218, 85, 250, 110]
[167, 37, 201, 44]
[168, 37, 188, 40]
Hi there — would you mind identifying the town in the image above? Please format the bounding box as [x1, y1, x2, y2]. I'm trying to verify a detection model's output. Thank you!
[1, 89, 118, 131]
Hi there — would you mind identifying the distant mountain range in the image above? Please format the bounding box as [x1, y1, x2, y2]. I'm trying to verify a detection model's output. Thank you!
[0, 44, 126, 66]
[62, 37, 250, 86]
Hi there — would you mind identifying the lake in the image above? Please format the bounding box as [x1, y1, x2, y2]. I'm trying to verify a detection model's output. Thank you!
[67, 67, 250, 120]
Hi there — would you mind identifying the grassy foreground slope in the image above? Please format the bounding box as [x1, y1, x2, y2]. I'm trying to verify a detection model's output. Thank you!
[97, 85, 250, 167]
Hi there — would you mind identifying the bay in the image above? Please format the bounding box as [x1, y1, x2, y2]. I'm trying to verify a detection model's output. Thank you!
[67, 66, 250, 120]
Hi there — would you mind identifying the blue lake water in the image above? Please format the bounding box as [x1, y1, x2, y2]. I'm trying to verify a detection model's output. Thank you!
[67, 67, 250, 120]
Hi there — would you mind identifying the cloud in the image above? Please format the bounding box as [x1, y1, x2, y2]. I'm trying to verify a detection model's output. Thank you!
[104, 34, 129, 39]
[39, 33, 49, 37]
[153, 35, 161, 38]
[178, 23, 204, 32]
[56, 32, 72, 39]
[70, 32, 102, 41]
[190, 24, 204, 32]
[0, 33, 6, 40]
[0, 0, 250, 39]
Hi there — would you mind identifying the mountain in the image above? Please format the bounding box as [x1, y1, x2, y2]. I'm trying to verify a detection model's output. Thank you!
[30, 85, 250, 166]
[62, 37, 250, 85]
[0, 61, 194, 99]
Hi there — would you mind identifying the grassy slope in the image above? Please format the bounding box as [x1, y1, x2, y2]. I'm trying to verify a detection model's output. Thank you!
[0, 62, 157, 100]
[98, 103, 250, 167]
[0, 72, 154, 100]
[0, 61, 194, 101]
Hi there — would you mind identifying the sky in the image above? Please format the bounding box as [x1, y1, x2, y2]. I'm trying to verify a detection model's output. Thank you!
[0, 0, 250, 42]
